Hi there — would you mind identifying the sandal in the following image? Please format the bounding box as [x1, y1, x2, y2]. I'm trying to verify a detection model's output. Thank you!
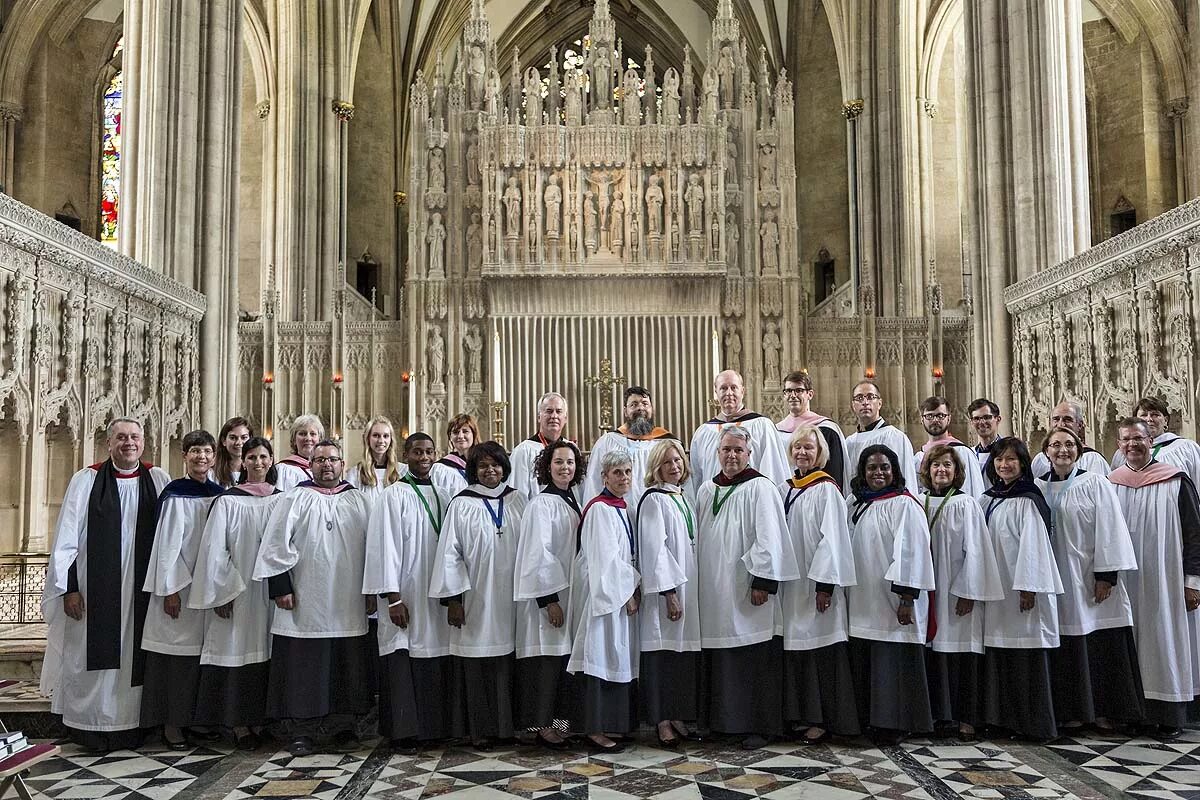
[587, 734, 624, 753]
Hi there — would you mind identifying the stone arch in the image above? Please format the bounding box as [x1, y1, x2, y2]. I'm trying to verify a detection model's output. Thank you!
[919, 0, 963, 105]
[1091, 0, 1188, 102]
[242, 0, 273, 109]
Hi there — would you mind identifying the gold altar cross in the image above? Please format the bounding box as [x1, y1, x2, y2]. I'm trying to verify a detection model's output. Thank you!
[584, 357, 626, 432]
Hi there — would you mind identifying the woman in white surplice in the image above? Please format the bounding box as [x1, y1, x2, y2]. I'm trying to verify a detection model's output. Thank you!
[429, 441, 527, 748]
[567, 447, 641, 753]
[637, 439, 701, 747]
[346, 416, 403, 506]
[513, 440, 585, 749]
[190, 436, 282, 750]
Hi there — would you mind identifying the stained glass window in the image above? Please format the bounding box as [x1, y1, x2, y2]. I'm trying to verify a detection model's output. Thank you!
[100, 37, 123, 247]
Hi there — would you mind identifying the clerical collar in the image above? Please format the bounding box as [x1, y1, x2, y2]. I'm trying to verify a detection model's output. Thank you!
[859, 418, 887, 433]
[111, 464, 143, 478]
[713, 468, 762, 486]
[297, 480, 354, 495]
[708, 410, 765, 425]
[617, 424, 672, 440]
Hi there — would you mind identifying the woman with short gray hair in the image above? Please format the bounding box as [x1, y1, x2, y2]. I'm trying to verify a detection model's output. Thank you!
[275, 414, 325, 492]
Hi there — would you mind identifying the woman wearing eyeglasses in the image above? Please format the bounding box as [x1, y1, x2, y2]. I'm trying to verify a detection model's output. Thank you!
[1037, 427, 1143, 734]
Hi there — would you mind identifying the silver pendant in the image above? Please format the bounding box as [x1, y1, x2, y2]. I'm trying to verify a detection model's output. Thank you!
[326, 521, 333, 531]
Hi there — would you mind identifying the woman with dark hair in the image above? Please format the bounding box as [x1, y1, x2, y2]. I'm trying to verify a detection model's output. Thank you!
[1036, 427, 1143, 733]
[917, 444, 1003, 741]
[191, 436, 281, 749]
[981, 436, 1064, 740]
[512, 440, 586, 748]
[214, 417, 253, 487]
[429, 441, 526, 748]
[846, 444, 936, 745]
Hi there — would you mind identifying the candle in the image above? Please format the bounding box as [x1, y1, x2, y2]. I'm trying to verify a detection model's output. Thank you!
[492, 326, 503, 403]
[711, 326, 720, 377]
[408, 366, 417, 433]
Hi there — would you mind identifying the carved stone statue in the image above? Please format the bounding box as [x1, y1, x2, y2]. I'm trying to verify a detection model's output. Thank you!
[759, 142, 777, 189]
[593, 50, 612, 109]
[584, 190, 598, 255]
[670, 216, 681, 260]
[568, 205, 579, 258]
[427, 324, 445, 387]
[645, 175, 664, 236]
[524, 67, 542, 125]
[427, 213, 446, 278]
[504, 177, 521, 236]
[629, 213, 639, 256]
[526, 211, 538, 259]
[662, 68, 681, 123]
[565, 69, 582, 125]
[710, 213, 720, 253]
[724, 321, 742, 374]
[727, 214, 740, 273]
[759, 210, 779, 273]
[544, 174, 562, 236]
[762, 321, 781, 379]
[487, 216, 497, 258]
[463, 324, 483, 386]
[702, 69, 718, 119]
[623, 68, 640, 125]
[428, 148, 446, 193]
[467, 213, 482, 268]
[610, 190, 625, 254]
[467, 44, 486, 110]
[486, 68, 502, 116]
[466, 141, 480, 187]
[718, 46, 735, 108]
[685, 173, 705, 234]
[726, 139, 738, 184]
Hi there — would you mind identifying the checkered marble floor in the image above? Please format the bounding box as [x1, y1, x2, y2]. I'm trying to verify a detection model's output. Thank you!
[16, 729, 1200, 800]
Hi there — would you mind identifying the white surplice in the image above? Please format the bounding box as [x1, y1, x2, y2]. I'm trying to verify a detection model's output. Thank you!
[980, 495, 1064, 648]
[346, 466, 396, 509]
[777, 418, 849, 489]
[1112, 433, 1200, 481]
[41, 465, 171, 731]
[190, 491, 282, 666]
[274, 461, 312, 493]
[507, 438, 549, 500]
[567, 500, 641, 682]
[688, 414, 790, 498]
[844, 419, 918, 497]
[1031, 449, 1111, 480]
[637, 485, 702, 653]
[581, 428, 675, 507]
[363, 479, 452, 658]
[396, 462, 468, 499]
[919, 491, 1004, 653]
[778, 476, 857, 651]
[695, 474, 800, 648]
[141, 484, 224, 656]
[846, 492, 936, 644]
[1111, 471, 1200, 702]
[252, 485, 371, 638]
[513, 490, 580, 658]
[1036, 471, 1136, 636]
[428, 484, 527, 657]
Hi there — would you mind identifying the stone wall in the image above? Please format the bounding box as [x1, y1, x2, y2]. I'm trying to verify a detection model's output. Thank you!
[238, 48, 265, 316]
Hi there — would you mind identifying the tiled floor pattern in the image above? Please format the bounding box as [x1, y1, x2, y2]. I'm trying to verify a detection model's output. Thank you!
[17, 728, 1199, 800]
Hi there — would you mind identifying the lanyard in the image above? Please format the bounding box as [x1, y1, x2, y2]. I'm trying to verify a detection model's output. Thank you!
[483, 495, 506, 533]
[711, 483, 740, 516]
[615, 506, 636, 562]
[923, 487, 957, 535]
[668, 493, 695, 542]
[783, 487, 801, 515]
[404, 474, 443, 536]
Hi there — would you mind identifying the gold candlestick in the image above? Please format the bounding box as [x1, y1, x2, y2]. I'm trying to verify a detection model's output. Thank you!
[491, 401, 509, 448]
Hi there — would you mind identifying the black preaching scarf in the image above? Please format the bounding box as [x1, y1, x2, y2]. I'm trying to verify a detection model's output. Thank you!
[74, 460, 159, 684]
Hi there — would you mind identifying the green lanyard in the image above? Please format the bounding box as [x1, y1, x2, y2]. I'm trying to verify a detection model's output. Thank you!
[923, 487, 957, 536]
[404, 474, 444, 536]
[669, 493, 695, 542]
[711, 483, 740, 517]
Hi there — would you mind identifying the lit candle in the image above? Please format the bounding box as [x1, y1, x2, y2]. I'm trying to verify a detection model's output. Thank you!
[408, 366, 417, 433]
[492, 327, 503, 403]
[711, 326, 720, 377]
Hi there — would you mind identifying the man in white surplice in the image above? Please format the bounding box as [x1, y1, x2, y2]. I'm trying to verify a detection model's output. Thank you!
[1111, 397, 1200, 485]
[41, 418, 170, 752]
[508, 392, 570, 501]
[582, 385, 674, 506]
[913, 396, 986, 498]
[1030, 400, 1111, 478]
[689, 370, 789, 498]
[844, 380, 917, 495]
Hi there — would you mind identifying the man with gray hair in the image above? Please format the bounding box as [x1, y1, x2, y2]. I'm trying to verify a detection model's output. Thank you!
[508, 391, 570, 500]
[689, 370, 789, 497]
[1031, 400, 1110, 478]
[254, 439, 374, 756]
[41, 418, 171, 751]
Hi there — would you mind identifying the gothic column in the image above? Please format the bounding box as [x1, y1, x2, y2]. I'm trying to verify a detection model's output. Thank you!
[121, 0, 243, 429]
[962, 0, 1090, 406]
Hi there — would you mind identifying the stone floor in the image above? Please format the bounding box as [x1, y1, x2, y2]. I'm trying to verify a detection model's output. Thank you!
[14, 726, 1200, 800]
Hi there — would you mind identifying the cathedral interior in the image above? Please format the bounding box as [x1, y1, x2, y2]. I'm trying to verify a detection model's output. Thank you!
[0, 1, 1199, 797]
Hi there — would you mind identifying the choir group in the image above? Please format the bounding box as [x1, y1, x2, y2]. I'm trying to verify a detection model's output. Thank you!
[39, 369, 1200, 759]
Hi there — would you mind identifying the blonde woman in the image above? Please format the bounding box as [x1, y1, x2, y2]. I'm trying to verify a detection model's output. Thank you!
[637, 439, 701, 747]
[275, 414, 324, 492]
[347, 417, 403, 507]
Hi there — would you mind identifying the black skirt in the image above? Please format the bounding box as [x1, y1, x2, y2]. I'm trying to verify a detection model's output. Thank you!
[140, 652, 201, 728]
[194, 661, 271, 727]
[783, 642, 861, 736]
[700, 637, 785, 736]
[378, 650, 419, 741]
[983, 647, 1057, 739]
[265, 633, 375, 721]
[515, 654, 576, 729]
[1050, 628, 1145, 725]
[577, 674, 637, 734]
[453, 655, 515, 740]
[926, 649, 985, 727]
[412, 655, 462, 740]
[848, 637, 934, 734]
[640, 649, 700, 724]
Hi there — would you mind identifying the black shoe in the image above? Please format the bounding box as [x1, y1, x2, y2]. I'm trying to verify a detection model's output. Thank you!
[741, 735, 769, 750]
[391, 738, 420, 755]
[332, 730, 361, 753]
[536, 730, 570, 751]
[1157, 726, 1183, 741]
[288, 736, 315, 757]
[236, 732, 261, 751]
[185, 727, 222, 743]
[871, 729, 905, 747]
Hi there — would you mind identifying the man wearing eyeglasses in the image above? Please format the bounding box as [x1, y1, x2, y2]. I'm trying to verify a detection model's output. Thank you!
[1030, 400, 1111, 479]
[1110, 398, 1200, 489]
[844, 380, 918, 495]
[775, 371, 848, 490]
[913, 396, 985, 498]
[967, 399, 1003, 474]
[254, 440, 374, 756]
[1109, 417, 1200, 740]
